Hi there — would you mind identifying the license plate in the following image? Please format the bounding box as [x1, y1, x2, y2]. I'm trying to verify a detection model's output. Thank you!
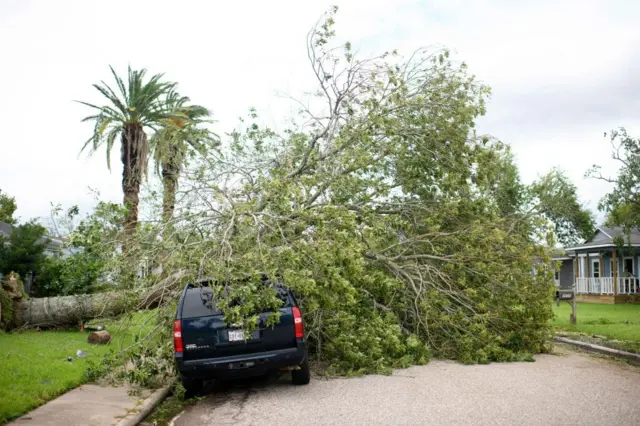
[228, 329, 245, 342]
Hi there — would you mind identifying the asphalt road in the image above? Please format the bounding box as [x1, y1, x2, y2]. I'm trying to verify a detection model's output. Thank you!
[172, 347, 640, 426]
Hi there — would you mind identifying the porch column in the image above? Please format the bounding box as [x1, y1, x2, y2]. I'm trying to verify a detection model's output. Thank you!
[599, 253, 604, 294]
[586, 254, 590, 293]
[613, 250, 618, 296]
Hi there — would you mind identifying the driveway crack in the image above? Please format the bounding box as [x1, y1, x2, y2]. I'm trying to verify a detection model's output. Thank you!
[230, 389, 253, 422]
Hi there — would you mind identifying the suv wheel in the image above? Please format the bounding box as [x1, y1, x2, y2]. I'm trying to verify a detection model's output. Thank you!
[291, 356, 311, 385]
[181, 376, 204, 395]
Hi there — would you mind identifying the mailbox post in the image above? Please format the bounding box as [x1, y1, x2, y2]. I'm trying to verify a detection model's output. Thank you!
[556, 287, 576, 324]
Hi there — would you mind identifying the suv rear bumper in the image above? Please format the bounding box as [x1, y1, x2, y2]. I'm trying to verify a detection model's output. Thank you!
[176, 341, 307, 380]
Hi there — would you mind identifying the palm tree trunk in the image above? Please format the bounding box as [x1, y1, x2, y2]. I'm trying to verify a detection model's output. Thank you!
[161, 166, 178, 224]
[121, 123, 149, 251]
[161, 149, 181, 225]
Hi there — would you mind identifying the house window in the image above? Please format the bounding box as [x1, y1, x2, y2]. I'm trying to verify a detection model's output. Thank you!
[592, 260, 600, 278]
[554, 271, 559, 280]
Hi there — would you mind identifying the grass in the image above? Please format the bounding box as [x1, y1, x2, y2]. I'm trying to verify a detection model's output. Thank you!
[552, 302, 640, 352]
[144, 389, 199, 426]
[0, 311, 156, 424]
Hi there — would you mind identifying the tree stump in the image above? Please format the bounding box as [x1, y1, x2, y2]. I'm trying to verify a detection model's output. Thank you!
[88, 330, 111, 344]
[4, 273, 23, 299]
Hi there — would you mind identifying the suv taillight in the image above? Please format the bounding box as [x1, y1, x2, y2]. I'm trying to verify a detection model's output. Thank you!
[292, 306, 304, 339]
[173, 320, 183, 353]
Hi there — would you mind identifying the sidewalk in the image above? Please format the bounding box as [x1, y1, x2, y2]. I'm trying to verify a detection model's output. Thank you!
[9, 384, 153, 426]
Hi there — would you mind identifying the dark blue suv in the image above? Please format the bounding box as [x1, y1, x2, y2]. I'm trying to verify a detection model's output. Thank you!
[173, 279, 310, 393]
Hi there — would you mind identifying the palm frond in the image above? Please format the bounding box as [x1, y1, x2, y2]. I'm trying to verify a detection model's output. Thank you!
[95, 81, 128, 116]
[74, 100, 104, 111]
[78, 65, 177, 168]
[80, 135, 96, 153]
[127, 65, 138, 111]
[76, 101, 123, 121]
[98, 117, 113, 136]
[105, 126, 121, 170]
[109, 65, 128, 106]
[185, 104, 210, 116]
[80, 116, 105, 154]
[149, 90, 216, 178]
[80, 113, 103, 123]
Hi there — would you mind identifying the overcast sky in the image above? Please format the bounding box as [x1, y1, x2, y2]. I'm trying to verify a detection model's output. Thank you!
[1, 0, 638, 224]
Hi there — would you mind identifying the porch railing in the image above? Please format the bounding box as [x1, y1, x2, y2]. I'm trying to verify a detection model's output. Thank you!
[575, 277, 639, 295]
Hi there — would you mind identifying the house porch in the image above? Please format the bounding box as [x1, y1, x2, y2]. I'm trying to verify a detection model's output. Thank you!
[569, 248, 640, 304]
[562, 226, 640, 304]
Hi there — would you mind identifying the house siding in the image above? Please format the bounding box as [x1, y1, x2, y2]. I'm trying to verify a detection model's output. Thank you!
[559, 260, 574, 289]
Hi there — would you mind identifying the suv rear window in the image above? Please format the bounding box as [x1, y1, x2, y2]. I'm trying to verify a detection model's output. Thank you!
[181, 285, 292, 319]
[181, 288, 222, 318]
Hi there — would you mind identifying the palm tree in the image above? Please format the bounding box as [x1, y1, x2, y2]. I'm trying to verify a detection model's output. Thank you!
[79, 66, 176, 249]
[151, 91, 217, 225]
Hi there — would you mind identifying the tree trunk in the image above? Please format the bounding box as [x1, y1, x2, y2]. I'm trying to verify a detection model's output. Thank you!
[121, 123, 149, 251]
[161, 159, 179, 225]
[12, 271, 187, 329]
[16, 292, 129, 328]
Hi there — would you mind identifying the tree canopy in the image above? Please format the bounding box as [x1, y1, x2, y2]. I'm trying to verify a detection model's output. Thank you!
[35, 202, 125, 297]
[0, 222, 48, 279]
[529, 169, 595, 246]
[0, 189, 17, 225]
[587, 128, 640, 236]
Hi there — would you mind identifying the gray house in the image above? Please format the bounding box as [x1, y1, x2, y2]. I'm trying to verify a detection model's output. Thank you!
[555, 226, 640, 304]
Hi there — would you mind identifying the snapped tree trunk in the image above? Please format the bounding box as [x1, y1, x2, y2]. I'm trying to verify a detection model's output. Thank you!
[121, 123, 149, 252]
[10, 271, 187, 329]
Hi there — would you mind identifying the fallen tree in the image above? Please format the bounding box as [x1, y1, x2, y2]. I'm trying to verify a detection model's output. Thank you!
[6, 8, 594, 376]
[7, 271, 187, 329]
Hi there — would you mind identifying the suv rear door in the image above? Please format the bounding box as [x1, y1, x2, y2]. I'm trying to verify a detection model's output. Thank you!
[179, 285, 296, 361]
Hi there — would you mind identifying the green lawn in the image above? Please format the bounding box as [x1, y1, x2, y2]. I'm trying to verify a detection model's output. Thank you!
[552, 303, 640, 352]
[0, 311, 156, 424]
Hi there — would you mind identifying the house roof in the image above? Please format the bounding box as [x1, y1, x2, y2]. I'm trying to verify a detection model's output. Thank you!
[551, 255, 573, 261]
[550, 248, 572, 261]
[565, 226, 640, 251]
[601, 226, 640, 243]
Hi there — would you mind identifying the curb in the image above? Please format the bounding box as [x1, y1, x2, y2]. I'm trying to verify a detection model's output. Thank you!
[555, 337, 640, 364]
[115, 380, 175, 426]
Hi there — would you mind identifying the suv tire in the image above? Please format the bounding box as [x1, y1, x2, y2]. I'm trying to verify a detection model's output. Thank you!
[291, 356, 311, 385]
[181, 376, 204, 395]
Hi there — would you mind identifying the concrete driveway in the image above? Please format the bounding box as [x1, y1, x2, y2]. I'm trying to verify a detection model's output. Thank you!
[172, 347, 640, 426]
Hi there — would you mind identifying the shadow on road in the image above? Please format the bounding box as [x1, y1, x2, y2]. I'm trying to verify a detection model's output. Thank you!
[190, 371, 293, 399]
